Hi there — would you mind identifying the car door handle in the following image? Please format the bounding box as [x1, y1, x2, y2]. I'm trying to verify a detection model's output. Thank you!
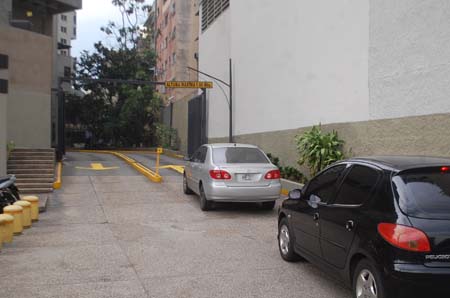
[313, 213, 319, 221]
[345, 220, 355, 232]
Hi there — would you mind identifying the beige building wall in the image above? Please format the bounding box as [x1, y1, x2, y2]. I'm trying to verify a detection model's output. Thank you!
[0, 25, 52, 149]
[0, 93, 7, 176]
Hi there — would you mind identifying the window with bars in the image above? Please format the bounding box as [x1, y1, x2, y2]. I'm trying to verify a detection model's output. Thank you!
[201, 0, 230, 32]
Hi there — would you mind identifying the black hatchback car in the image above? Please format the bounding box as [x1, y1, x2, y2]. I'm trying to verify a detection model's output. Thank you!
[278, 156, 450, 298]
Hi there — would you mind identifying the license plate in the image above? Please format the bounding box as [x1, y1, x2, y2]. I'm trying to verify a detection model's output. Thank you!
[237, 173, 258, 182]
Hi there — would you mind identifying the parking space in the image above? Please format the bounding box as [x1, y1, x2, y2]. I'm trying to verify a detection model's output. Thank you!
[0, 152, 351, 298]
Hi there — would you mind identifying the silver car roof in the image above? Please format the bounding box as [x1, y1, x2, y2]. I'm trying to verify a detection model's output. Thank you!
[209, 143, 260, 149]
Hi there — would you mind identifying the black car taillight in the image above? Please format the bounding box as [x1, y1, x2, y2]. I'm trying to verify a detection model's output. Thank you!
[378, 223, 431, 252]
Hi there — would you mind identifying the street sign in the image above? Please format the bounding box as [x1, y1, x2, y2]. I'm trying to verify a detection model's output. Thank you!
[157, 147, 163, 154]
[165, 81, 213, 89]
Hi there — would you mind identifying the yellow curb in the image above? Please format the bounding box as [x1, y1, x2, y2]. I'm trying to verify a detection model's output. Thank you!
[157, 165, 185, 174]
[68, 150, 162, 183]
[53, 162, 62, 189]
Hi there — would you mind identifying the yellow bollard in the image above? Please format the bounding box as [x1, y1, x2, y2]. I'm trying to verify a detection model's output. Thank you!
[14, 201, 32, 228]
[23, 195, 39, 221]
[0, 216, 5, 250]
[0, 214, 14, 243]
[3, 205, 24, 235]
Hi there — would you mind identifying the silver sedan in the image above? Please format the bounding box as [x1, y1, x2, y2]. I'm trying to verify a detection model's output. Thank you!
[183, 143, 281, 211]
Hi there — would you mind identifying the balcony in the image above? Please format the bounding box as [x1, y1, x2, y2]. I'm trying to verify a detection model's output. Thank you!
[10, 0, 82, 36]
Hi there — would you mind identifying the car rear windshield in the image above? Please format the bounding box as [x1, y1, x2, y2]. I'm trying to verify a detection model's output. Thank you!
[392, 167, 450, 220]
[212, 147, 269, 164]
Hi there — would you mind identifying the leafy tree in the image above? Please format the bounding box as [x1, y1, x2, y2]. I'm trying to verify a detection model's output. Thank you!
[67, 0, 160, 148]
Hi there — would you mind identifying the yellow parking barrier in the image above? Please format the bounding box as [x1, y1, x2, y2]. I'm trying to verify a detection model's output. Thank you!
[3, 205, 24, 235]
[14, 201, 32, 228]
[0, 214, 14, 243]
[23, 195, 39, 221]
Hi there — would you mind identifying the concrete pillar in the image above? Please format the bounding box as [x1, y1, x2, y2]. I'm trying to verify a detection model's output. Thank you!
[0, 53, 8, 176]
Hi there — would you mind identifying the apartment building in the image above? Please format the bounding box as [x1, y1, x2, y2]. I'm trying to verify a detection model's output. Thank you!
[155, 0, 199, 152]
[0, 0, 82, 176]
[52, 11, 78, 148]
[199, 0, 450, 167]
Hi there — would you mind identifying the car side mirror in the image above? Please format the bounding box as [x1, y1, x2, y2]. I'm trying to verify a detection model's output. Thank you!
[288, 189, 302, 200]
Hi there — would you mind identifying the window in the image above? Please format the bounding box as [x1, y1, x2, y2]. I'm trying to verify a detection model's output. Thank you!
[212, 147, 269, 164]
[61, 26, 67, 33]
[333, 165, 379, 206]
[393, 167, 450, 220]
[305, 165, 347, 204]
[61, 38, 67, 44]
[192, 146, 207, 163]
[64, 66, 71, 78]
[73, 27, 77, 36]
[73, 15, 77, 24]
[61, 15, 67, 21]
[172, 52, 176, 65]
[201, 0, 230, 32]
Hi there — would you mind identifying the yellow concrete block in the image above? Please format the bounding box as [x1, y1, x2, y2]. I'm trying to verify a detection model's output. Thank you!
[14, 201, 32, 228]
[23, 195, 39, 221]
[3, 205, 24, 235]
[0, 214, 14, 243]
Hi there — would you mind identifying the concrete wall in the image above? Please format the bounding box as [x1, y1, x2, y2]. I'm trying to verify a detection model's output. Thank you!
[0, 0, 12, 26]
[0, 25, 52, 148]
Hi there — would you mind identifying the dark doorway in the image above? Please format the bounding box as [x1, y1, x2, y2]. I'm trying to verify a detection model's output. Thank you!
[188, 92, 207, 156]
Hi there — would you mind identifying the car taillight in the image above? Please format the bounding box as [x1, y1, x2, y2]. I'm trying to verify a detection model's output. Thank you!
[377, 223, 431, 252]
[265, 170, 281, 180]
[209, 170, 232, 180]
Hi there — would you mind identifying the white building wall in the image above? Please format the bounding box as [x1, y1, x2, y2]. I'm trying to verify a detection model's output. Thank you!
[369, 0, 450, 119]
[200, 0, 370, 139]
[199, 8, 231, 139]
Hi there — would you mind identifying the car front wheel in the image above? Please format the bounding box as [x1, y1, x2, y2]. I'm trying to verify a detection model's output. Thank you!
[278, 217, 301, 262]
[183, 174, 194, 195]
[353, 259, 386, 298]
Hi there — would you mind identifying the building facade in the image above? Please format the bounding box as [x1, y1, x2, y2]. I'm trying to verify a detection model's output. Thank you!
[199, 0, 450, 168]
[0, 0, 82, 176]
[155, 0, 199, 152]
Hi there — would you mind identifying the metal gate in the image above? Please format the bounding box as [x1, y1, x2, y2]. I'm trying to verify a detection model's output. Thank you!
[188, 93, 207, 156]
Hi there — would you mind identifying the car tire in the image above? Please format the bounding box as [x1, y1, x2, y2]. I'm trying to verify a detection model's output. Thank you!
[261, 201, 276, 210]
[183, 174, 194, 195]
[199, 184, 212, 211]
[353, 259, 387, 298]
[278, 217, 302, 262]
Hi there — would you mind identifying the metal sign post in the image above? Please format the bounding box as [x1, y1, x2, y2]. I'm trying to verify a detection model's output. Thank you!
[155, 147, 163, 175]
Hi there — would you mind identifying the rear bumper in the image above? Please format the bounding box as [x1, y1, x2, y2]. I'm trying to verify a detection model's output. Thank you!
[388, 263, 450, 292]
[204, 181, 281, 202]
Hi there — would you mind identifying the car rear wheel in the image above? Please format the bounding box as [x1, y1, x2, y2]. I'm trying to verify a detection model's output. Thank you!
[353, 259, 386, 298]
[199, 184, 212, 211]
[278, 218, 301, 262]
[261, 201, 276, 210]
[183, 174, 194, 195]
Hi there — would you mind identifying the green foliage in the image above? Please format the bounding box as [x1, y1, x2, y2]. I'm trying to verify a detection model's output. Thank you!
[295, 125, 345, 176]
[154, 124, 179, 149]
[66, 0, 162, 148]
[267, 153, 308, 184]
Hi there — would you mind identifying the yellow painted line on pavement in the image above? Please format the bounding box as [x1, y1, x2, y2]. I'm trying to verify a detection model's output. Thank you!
[53, 162, 62, 190]
[68, 149, 162, 183]
[76, 163, 120, 171]
[157, 165, 185, 174]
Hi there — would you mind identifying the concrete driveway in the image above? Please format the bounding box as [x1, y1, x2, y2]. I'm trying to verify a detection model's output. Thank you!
[0, 152, 351, 298]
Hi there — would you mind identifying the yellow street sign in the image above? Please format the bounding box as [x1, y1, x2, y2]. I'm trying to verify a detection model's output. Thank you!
[165, 81, 213, 89]
[76, 163, 119, 171]
[157, 147, 163, 154]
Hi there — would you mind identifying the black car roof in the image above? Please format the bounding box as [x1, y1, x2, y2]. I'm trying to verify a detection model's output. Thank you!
[342, 156, 450, 172]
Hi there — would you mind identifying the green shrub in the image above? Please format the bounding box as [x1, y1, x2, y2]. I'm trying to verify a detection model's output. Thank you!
[154, 124, 178, 149]
[295, 125, 345, 176]
[296, 125, 344, 177]
[267, 153, 308, 184]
